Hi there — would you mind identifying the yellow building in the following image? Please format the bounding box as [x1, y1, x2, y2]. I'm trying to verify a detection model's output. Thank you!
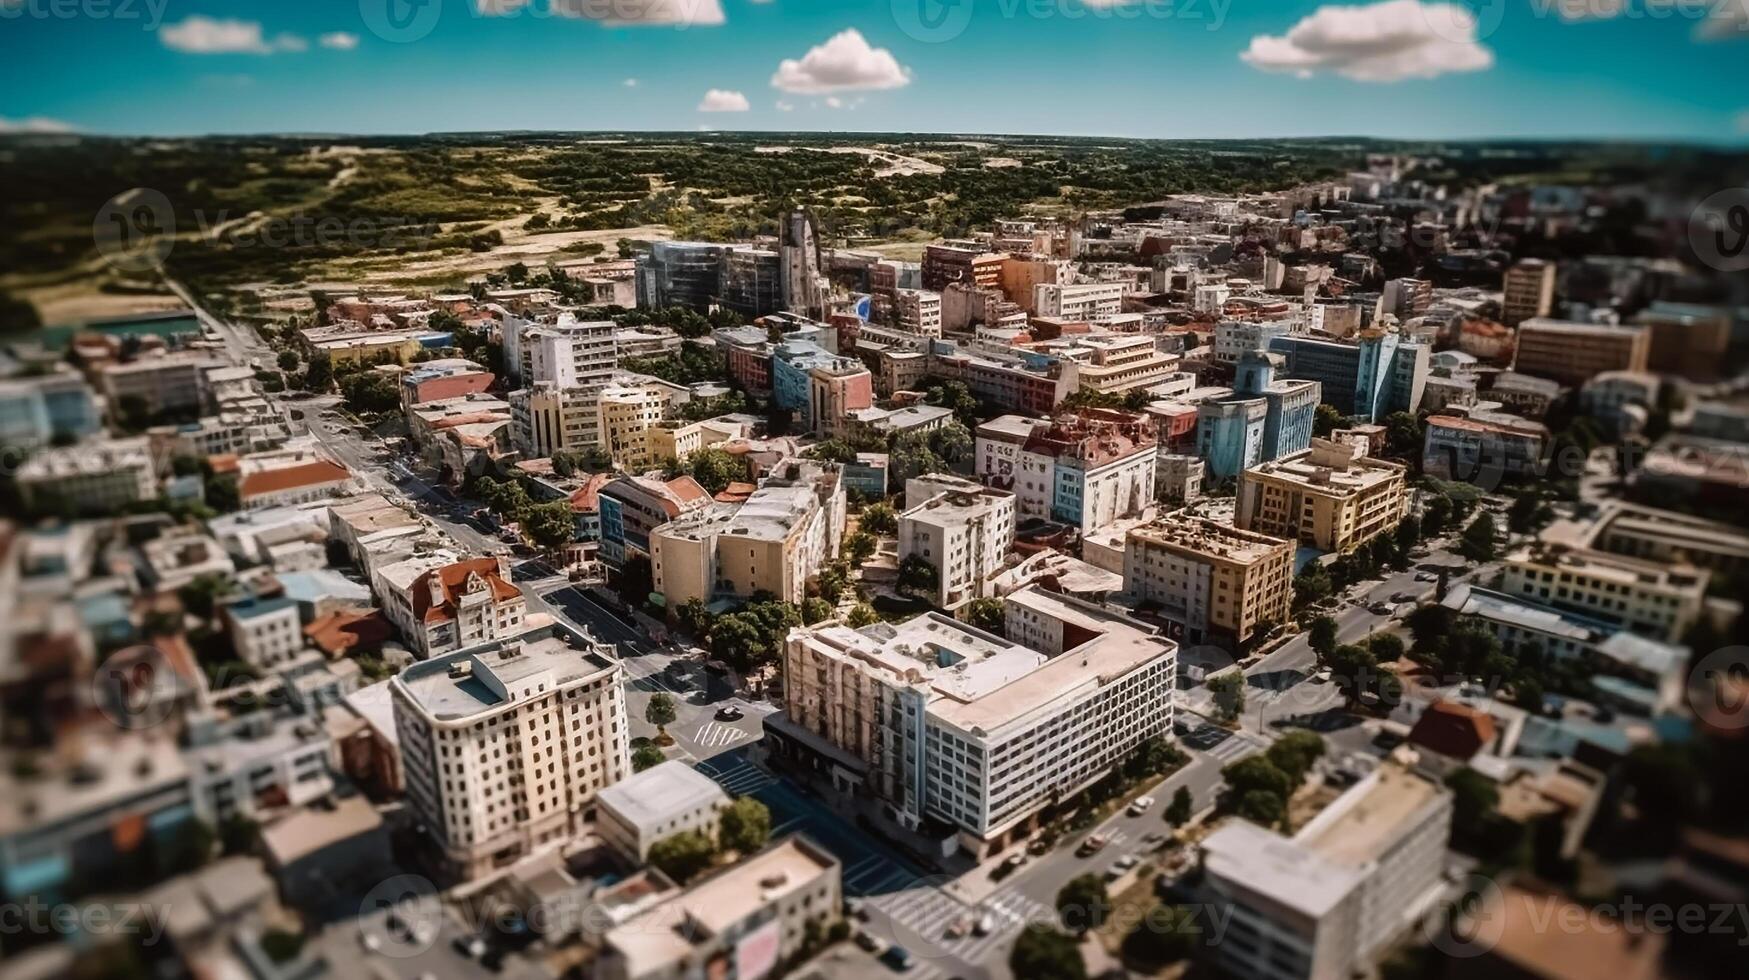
[1236, 438, 1408, 553]
[1124, 515, 1293, 649]
[648, 417, 745, 467]
[311, 334, 424, 367]
[650, 483, 825, 607]
[596, 382, 671, 472]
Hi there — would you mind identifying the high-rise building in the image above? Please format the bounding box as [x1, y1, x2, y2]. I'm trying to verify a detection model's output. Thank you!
[0, 368, 101, 448]
[1268, 329, 1428, 422]
[1198, 352, 1321, 481]
[769, 587, 1175, 858]
[720, 248, 783, 318]
[636, 241, 729, 311]
[391, 625, 629, 880]
[1501, 258, 1556, 327]
[780, 209, 825, 317]
[1236, 439, 1409, 553]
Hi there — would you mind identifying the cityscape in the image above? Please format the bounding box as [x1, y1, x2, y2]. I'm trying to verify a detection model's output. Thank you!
[2, 4, 1749, 980]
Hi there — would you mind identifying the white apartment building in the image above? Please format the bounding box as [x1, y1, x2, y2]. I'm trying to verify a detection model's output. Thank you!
[15, 436, 159, 514]
[977, 410, 1157, 535]
[511, 382, 603, 456]
[224, 595, 306, 671]
[1199, 761, 1452, 980]
[894, 288, 943, 337]
[772, 587, 1176, 858]
[513, 314, 618, 388]
[1498, 543, 1709, 645]
[1058, 335, 1181, 399]
[1033, 282, 1124, 321]
[1215, 320, 1293, 365]
[391, 626, 630, 880]
[594, 760, 730, 861]
[1193, 281, 1231, 314]
[898, 475, 1017, 609]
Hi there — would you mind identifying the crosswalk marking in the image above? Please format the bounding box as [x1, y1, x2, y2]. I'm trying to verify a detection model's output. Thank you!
[699, 761, 773, 796]
[692, 721, 748, 749]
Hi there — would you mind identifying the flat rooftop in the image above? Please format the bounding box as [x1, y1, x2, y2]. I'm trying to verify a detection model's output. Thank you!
[596, 761, 728, 833]
[606, 836, 836, 973]
[723, 483, 816, 542]
[395, 626, 616, 722]
[1128, 514, 1290, 565]
[1201, 820, 1365, 918]
[1294, 761, 1443, 866]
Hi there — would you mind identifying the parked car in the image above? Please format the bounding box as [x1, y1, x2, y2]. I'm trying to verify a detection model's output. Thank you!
[1127, 795, 1155, 816]
[854, 929, 883, 953]
[973, 913, 995, 937]
[715, 704, 745, 722]
[880, 945, 914, 971]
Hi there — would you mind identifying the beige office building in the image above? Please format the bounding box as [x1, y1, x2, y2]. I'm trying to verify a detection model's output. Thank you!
[1501, 258, 1555, 327]
[1513, 318, 1649, 387]
[1236, 439, 1408, 553]
[1124, 515, 1293, 649]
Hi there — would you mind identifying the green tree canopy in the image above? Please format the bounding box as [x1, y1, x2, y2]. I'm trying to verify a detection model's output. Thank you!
[1010, 924, 1086, 980]
[648, 829, 716, 884]
[1055, 874, 1111, 935]
[718, 797, 772, 854]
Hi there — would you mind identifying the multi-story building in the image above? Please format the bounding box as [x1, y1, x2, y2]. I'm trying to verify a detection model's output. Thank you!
[1634, 305, 1733, 381]
[99, 352, 222, 418]
[929, 346, 1059, 416]
[521, 316, 618, 390]
[894, 288, 943, 337]
[597, 836, 841, 980]
[1156, 453, 1203, 505]
[1381, 276, 1433, 320]
[652, 466, 844, 607]
[978, 409, 1157, 534]
[898, 475, 1016, 610]
[1123, 515, 1293, 650]
[1513, 318, 1649, 387]
[383, 555, 528, 658]
[1268, 329, 1428, 422]
[400, 358, 494, 411]
[510, 383, 601, 457]
[1421, 412, 1550, 484]
[922, 244, 1001, 292]
[1057, 335, 1180, 399]
[391, 625, 629, 880]
[0, 368, 101, 448]
[598, 475, 714, 574]
[224, 594, 306, 671]
[1001, 256, 1072, 313]
[184, 708, 335, 825]
[1033, 282, 1124, 321]
[805, 359, 875, 436]
[1580, 370, 1661, 437]
[647, 416, 746, 468]
[769, 587, 1176, 857]
[1498, 543, 1709, 645]
[769, 340, 855, 422]
[1199, 761, 1452, 980]
[1198, 352, 1320, 481]
[15, 436, 159, 515]
[1577, 501, 1749, 578]
[1214, 320, 1292, 366]
[236, 451, 355, 510]
[719, 247, 784, 318]
[596, 381, 672, 472]
[1501, 258, 1556, 327]
[1237, 439, 1409, 553]
[635, 241, 729, 311]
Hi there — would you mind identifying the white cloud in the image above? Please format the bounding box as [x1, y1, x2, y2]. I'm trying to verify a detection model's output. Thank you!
[775, 100, 795, 111]
[0, 115, 76, 134]
[771, 28, 911, 94]
[159, 16, 307, 55]
[319, 32, 360, 51]
[1240, 0, 1493, 82]
[623, 78, 640, 87]
[540, 0, 725, 27]
[825, 96, 843, 109]
[698, 88, 750, 112]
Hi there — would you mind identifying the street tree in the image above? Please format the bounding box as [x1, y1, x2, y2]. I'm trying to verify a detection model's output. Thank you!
[718, 797, 772, 854]
[1308, 615, 1339, 662]
[645, 692, 677, 741]
[1009, 925, 1086, 980]
[1164, 786, 1193, 827]
[1055, 874, 1111, 935]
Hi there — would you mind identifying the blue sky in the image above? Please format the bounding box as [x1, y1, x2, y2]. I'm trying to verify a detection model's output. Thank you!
[1, 0, 1744, 141]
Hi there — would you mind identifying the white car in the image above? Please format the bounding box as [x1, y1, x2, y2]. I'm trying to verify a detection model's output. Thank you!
[1127, 795, 1155, 816]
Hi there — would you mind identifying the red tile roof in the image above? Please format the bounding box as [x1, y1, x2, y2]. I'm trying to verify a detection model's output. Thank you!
[1409, 699, 1497, 761]
[569, 472, 613, 514]
[238, 459, 351, 500]
[410, 557, 521, 626]
[305, 608, 395, 658]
